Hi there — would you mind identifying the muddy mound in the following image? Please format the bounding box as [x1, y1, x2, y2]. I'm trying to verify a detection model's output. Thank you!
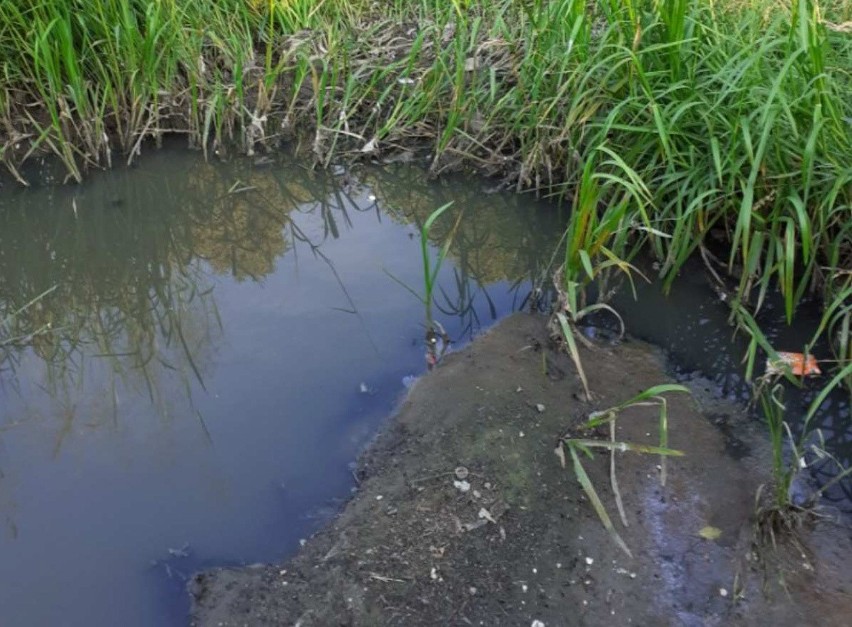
[190, 313, 851, 626]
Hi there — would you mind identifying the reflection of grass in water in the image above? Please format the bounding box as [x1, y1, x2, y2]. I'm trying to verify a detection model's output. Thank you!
[0, 159, 309, 430]
[366, 165, 564, 343]
[0, 285, 57, 357]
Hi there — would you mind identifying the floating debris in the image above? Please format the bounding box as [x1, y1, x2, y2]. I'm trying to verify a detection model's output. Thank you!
[765, 352, 821, 377]
[167, 543, 190, 558]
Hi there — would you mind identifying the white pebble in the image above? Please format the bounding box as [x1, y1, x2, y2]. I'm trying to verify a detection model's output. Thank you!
[719, 588, 728, 597]
[585, 557, 594, 566]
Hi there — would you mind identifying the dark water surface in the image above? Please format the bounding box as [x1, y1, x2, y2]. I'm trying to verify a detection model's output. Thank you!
[0, 150, 560, 626]
[0, 148, 849, 626]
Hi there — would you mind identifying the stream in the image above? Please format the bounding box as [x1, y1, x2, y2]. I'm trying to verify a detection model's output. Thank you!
[0, 146, 848, 626]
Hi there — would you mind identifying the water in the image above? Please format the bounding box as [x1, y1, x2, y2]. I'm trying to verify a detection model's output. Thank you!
[0, 147, 849, 626]
[0, 149, 561, 626]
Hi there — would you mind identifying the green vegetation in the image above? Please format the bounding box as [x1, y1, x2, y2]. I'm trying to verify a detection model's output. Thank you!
[1, 0, 850, 514]
[386, 201, 463, 366]
[556, 384, 689, 556]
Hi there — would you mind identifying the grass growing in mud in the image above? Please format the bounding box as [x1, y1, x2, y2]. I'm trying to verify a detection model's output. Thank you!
[556, 383, 689, 556]
[1, 0, 850, 514]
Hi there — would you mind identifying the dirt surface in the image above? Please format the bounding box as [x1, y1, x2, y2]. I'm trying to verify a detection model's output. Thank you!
[189, 313, 852, 626]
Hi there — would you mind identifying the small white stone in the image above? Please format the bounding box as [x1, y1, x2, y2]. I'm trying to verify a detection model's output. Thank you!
[299, 539, 306, 547]
[585, 557, 594, 566]
[376, 495, 383, 500]
[531, 621, 546, 627]
[535, 403, 546, 413]
[453, 480, 471, 493]
[519, 431, 525, 438]
[521, 584, 528, 593]
[719, 588, 728, 597]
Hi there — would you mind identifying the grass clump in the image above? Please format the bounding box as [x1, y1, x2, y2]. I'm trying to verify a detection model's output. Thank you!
[556, 384, 689, 556]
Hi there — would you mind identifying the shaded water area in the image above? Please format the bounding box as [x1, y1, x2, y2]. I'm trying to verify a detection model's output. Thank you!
[0, 147, 849, 626]
[0, 149, 560, 626]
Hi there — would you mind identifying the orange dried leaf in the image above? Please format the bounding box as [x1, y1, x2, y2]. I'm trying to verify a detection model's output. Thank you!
[766, 352, 821, 377]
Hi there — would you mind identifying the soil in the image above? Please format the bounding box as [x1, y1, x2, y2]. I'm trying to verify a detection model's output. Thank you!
[189, 313, 852, 626]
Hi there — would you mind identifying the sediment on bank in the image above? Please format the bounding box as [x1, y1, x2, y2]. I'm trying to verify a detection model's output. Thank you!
[189, 314, 852, 626]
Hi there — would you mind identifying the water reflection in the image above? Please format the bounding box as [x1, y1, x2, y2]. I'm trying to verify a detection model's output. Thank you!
[0, 150, 563, 627]
[1, 148, 847, 627]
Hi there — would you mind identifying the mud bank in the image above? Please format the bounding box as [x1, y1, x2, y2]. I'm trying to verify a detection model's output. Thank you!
[189, 314, 852, 626]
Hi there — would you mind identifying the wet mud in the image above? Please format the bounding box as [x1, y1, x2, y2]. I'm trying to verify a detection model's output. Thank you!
[190, 314, 852, 626]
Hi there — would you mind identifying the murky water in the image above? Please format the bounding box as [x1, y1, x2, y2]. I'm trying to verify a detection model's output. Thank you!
[0, 149, 561, 626]
[0, 147, 848, 626]
[609, 262, 852, 510]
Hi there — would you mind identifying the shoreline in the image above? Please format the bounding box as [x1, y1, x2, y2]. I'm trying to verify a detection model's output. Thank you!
[188, 313, 852, 626]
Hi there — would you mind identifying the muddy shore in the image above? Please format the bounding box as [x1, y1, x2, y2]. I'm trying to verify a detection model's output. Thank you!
[189, 314, 852, 626]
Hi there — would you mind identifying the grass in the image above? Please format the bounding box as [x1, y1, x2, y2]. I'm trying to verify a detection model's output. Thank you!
[556, 383, 690, 556]
[0, 0, 850, 527]
[385, 201, 464, 367]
